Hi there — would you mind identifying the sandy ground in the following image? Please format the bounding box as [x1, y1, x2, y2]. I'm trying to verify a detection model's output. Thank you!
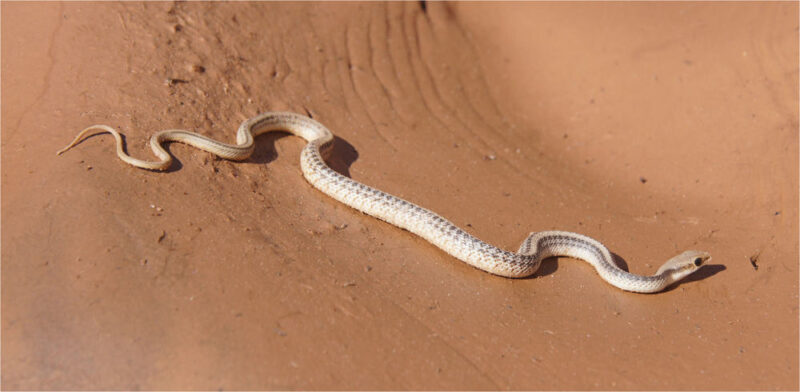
[2, 2, 797, 390]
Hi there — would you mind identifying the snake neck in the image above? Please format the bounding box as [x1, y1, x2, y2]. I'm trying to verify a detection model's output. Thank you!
[519, 231, 670, 293]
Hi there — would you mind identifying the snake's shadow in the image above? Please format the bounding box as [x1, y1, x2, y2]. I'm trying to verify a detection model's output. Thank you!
[662, 263, 725, 292]
[245, 132, 357, 177]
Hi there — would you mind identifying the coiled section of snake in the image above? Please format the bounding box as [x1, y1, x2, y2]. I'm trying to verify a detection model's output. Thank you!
[58, 112, 709, 293]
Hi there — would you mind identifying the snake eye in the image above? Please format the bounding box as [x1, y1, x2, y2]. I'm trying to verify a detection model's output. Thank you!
[693, 257, 703, 267]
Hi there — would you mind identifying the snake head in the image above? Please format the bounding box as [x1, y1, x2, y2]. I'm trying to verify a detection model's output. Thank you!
[656, 250, 711, 284]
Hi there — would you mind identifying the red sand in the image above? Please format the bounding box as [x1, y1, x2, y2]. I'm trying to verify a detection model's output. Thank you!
[2, 2, 797, 389]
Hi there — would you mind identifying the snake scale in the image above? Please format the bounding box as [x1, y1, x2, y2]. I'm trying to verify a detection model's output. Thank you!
[58, 112, 709, 293]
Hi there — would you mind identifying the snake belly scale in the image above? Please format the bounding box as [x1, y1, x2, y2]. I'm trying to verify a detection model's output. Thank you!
[58, 112, 710, 293]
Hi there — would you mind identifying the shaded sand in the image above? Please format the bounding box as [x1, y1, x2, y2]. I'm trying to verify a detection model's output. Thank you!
[2, 2, 797, 389]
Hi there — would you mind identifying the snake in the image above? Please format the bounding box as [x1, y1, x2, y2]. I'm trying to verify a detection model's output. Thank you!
[57, 111, 710, 293]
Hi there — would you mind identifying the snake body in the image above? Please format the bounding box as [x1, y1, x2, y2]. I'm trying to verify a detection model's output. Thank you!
[58, 112, 709, 293]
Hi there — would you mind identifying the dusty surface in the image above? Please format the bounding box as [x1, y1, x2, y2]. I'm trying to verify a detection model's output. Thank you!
[2, 2, 797, 390]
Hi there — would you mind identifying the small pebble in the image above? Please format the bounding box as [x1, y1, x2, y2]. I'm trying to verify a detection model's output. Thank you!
[165, 77, 188, 86]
